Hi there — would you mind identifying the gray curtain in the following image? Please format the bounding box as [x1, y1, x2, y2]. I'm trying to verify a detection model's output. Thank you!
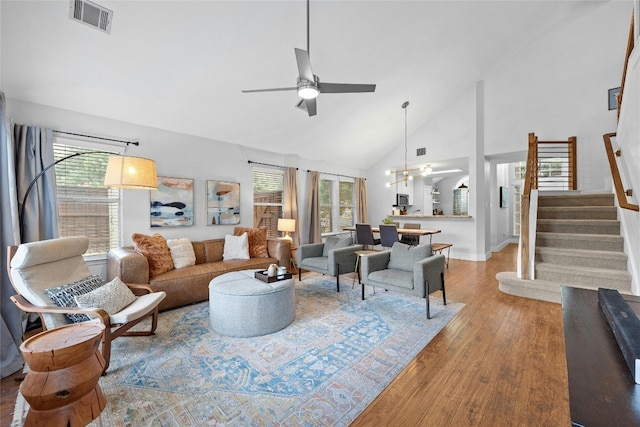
[283, 167, 300, 247]
[356, 177, 368, 224]
[306, 171, 321, 244]
[13, 124, 58, 243]
[0, 92, 23, 378]
[1, 99, 59, 377]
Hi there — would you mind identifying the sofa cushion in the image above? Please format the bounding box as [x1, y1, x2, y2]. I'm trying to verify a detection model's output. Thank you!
[166, 237, 196, 269]
[223, 233, 250, 260]
[388, 242, 432, 272]
[234, 226, 268, 258]
[322, 235, 353, 257]
[45, 275, 106, 323]
[74, 276, 137, 315]
[132, 233, 174, 276]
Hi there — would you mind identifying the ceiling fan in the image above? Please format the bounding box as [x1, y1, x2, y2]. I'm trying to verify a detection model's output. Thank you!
[241, 0, 376, 117]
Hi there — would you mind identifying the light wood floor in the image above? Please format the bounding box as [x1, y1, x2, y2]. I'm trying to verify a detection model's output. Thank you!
[1, 244, 570, 426]
[352, 243, 570, 426]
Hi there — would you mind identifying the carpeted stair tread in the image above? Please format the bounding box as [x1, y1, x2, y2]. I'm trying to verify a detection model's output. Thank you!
[535, 247, 628, 270]
[536, 219, 620, 235]
[537, 206, 617, 220]
[536, 232, 624, 251]
[497, 271, 632, 304]
[537, 193, 614, 207]
[535, 262, 631, 291]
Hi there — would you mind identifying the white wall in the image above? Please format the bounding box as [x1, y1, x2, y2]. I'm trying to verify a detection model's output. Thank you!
[366, 2, 632, 260]
[6, 98, 366, 246]
[485, 1, 632, 193]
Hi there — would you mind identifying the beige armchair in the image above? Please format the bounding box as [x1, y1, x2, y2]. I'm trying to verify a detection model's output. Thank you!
[8, 236, 166, 372]
[360, 242, 446, 318]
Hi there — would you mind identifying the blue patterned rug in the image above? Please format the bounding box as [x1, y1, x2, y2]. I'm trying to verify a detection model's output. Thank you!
[13, 273, 463, 426]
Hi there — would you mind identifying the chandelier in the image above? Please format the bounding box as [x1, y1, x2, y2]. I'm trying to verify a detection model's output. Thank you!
[385, 101, 431, 187]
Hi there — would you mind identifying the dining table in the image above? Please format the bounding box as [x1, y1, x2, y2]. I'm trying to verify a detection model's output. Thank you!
[343, 226, 441, 244]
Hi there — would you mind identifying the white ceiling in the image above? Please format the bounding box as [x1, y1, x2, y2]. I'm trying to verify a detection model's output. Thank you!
[1, 0, 602, 170]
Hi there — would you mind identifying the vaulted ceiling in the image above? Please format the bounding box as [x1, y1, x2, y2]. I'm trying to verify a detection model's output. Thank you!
[1, 1, 603, 169]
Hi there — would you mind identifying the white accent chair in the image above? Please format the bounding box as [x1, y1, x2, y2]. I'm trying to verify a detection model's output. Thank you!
[8, 236, 166, 372]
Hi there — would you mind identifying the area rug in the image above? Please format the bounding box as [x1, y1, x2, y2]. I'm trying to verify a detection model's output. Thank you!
[13, 274, 463, 426]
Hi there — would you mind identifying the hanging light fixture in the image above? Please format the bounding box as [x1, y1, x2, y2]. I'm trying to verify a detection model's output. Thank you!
[385, 101, 432, 187]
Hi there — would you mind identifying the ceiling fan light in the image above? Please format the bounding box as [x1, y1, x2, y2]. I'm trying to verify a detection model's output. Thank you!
[298, 82, 319, 99]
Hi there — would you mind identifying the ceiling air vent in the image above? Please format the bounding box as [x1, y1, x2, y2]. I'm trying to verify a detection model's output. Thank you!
[69, 0, 113, 34]
[416, 147, 426, 156]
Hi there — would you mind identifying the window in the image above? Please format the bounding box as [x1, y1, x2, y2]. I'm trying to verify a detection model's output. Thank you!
[512, 182, 522, 236]
[54, 142, 120, 256]
[253, 167, 284, 238]
[320, 175, 355, 234]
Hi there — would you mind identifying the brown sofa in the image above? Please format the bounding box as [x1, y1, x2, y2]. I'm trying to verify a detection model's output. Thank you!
[107, 238, 291, 311]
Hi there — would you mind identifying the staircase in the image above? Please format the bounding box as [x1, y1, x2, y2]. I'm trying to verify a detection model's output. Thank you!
[498, 193, 631, 303]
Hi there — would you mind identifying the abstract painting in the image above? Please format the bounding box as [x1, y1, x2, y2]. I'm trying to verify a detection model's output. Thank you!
[150, 177, 194, 227]
[207, 180, 240, 225]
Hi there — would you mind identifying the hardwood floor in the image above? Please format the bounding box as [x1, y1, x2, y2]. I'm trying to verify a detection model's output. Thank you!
[1, 244, 569, 426]
[352, 244, 570, 426]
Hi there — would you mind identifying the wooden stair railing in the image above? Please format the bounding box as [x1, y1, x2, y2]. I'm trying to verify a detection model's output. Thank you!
[519, 132, 578, 279]
[617, 9, 634, 120]
[603, 132, 639, 212]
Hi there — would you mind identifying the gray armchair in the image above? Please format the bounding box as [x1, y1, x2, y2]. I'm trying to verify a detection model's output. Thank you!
[360, 242, 446, 318]
[298, 236, 363, 292]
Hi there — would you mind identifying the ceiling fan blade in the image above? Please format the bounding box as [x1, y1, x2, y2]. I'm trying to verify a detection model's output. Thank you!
[294, 48, 315, 82]
[241, 87, 297, 93]
[318, 82, 376, 93]
[295, 98, 317, 116]
[305, 98, 317, 116]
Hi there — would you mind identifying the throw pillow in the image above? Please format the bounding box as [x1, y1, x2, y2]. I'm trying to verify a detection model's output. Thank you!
[132, 233, 174, 276]
[45, 275, 106, 323]
[75, 277, 137, 316]
[233, 226, 268, 258]
[322, 235, 353, 257]
[223, 233, 250, 260]
[166, 237, 196, 269]
[388, 242, 433, 272]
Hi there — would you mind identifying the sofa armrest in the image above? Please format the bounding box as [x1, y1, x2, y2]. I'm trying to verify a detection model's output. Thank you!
[107, 247, 149, 284]
[267, 238, 291, 267]
[414, 254, 445, 296]
[361, 250, 391, 277]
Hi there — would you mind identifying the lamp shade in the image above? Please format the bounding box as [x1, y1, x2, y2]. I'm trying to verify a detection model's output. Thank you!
[104, 155, 158, 190]
[277, 218, 296, 233]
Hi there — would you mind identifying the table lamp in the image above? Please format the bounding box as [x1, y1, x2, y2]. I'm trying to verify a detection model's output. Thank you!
[277, 218, 296, 241]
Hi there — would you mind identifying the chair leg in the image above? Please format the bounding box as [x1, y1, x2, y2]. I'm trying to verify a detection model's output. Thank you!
[101, 331, 112, 373]
[299, 269, 302, 281]
[361, 283, 365, 300]
[336, 265, 340, 292]
[426, 295, 431, 319]
[441, 272, 447, 305]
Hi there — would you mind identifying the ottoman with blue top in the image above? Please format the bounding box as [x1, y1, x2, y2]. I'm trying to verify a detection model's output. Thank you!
[208, 269, 295, 337]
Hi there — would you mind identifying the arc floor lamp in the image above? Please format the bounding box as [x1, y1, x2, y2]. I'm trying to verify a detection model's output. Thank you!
[19, 151, 157, 239]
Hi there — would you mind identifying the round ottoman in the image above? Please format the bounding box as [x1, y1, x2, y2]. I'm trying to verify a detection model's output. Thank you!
[209, 270, 295, 337]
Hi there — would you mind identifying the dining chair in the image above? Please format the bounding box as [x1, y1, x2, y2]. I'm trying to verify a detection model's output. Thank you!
[379, 224, 400, 249]
[355, 224, 381, 250]
[401, 222, 421, 245]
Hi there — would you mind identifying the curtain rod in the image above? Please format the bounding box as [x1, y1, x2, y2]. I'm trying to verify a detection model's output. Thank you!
[307, 169, 364, 180]
[248, 160, 298, 170]
[53, 130, 139, 146]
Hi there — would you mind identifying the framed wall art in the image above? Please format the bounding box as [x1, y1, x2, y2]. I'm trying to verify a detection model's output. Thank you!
[207, 180, 240, 225]
[609, 87, 620, 110]
[150, 176, 194, 227]
[500, 186, 509, 208]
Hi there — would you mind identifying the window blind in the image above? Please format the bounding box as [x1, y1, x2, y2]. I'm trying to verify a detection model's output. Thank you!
[54, 143, 120, 255]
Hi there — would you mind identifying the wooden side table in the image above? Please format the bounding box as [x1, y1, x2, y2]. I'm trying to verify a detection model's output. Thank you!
[19, 322, 107, 427]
